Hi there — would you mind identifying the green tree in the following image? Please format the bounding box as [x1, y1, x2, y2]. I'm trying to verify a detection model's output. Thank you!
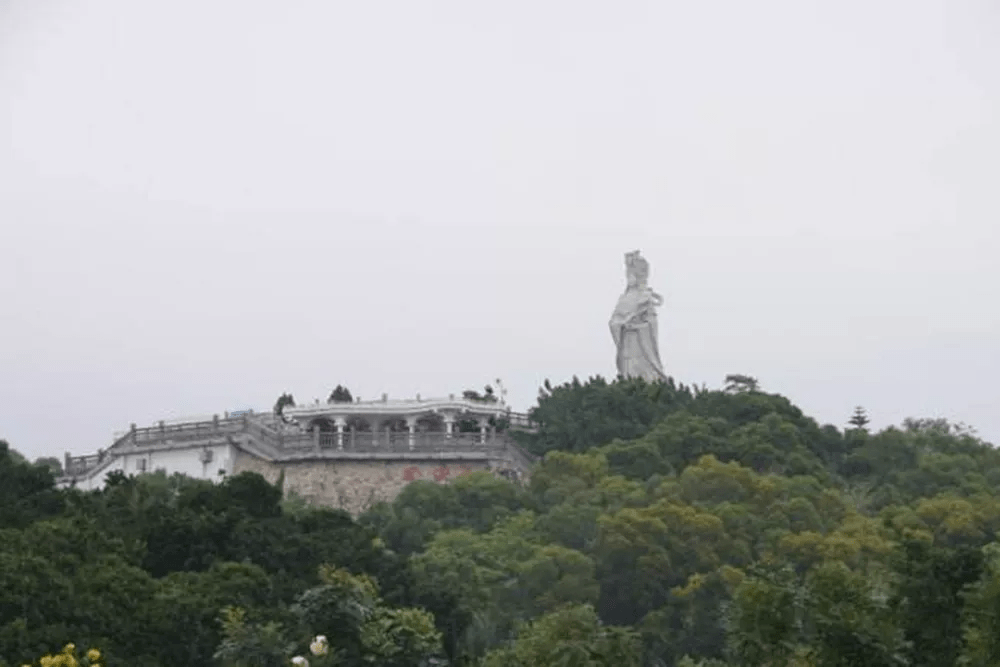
[804, 561, 906, 667]
[0, 516, 161, 666]
[480, 604, 641, 667]
[362, 471, 532, 558]
[214, 606, 292, 667]
[0, 440, 63, 529]
[463, 385, 498, 403]
[523, 376, 695, 455]
[890, 539, 983, 667]
[151, 562, 279, 667]
[328, 385, 354, 403]
[959, 542, 1000, 667]
[724, 374, 760, 394]
[274, 392, 296, 418]
[33, 456, 63, 476]
[849, 406, 871, 430]
[409, 514, 599, 662]
[290, 566, 441, 667]
[726, 565, 805, 667]
[359, 606, 444, 667]
[3, 441, 27, 464]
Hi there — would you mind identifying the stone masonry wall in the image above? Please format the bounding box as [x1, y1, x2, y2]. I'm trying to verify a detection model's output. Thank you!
[233, 452, 492, 515]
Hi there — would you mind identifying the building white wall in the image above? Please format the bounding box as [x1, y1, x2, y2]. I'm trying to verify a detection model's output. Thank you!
[70, 457, 126, 491]
[64, 443, 239, 491]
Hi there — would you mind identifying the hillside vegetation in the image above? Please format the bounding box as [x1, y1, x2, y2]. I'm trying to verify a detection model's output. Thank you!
[4, 376, 1000, 667]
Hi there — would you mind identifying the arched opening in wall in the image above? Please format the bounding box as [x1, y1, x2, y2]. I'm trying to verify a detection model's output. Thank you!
[410, 413, 446, 448]
[307, 418, 339, 448]
[384, 417, 407, 432]
[307, 417, 336, 433]
[379, 418, 408, 447]
[457, 411, 480, 433]
[346, 416, 370, 432]
[416, 413, 445, 433]
[341, 416, 373, 448]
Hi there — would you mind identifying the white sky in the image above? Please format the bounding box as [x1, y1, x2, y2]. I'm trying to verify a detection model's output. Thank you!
[1, 0, 998, 460]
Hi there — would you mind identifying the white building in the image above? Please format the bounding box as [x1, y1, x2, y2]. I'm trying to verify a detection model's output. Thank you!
[60, 394, 537, 496]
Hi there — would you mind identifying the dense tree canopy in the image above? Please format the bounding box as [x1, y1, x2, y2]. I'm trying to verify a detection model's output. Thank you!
[4, 376, 1000, 666]
[328, 385, 354, 404]
[274, 392, 296, 418]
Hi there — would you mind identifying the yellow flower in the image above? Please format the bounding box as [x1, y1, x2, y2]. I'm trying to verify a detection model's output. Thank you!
[62, 644, 75, 654]
[86, 649, 101, 663]
[41, 655, 55, 667]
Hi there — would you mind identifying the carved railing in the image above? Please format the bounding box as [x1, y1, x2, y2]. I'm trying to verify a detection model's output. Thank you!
[64, 416, 256, 477]
[497, 439, 539, 471]
[279, 431, 510, 453]
[65, 454, 104, 476]
[504, 411, 537, 432]
[115, 416, 285, 445]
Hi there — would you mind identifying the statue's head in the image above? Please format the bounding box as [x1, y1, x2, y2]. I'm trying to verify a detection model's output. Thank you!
[625, 250, 649, 288]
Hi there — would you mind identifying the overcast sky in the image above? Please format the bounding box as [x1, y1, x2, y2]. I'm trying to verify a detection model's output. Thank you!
[1, 0, 998, 460]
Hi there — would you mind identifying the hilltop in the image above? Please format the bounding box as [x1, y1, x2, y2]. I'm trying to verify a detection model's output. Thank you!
[3, 375, 1000, 667]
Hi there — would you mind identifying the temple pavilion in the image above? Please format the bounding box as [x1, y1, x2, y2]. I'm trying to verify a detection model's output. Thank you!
[58, 392, 537, 495]
[283, 392, 526, 450]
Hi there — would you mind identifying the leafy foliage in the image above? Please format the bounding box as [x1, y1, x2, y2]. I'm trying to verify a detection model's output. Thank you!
[480, 604, 640, 667]
[724, 374, 760, 394]
[6, 375, 1000, 667]
[274, 393, 296, 418]
[34, 457, 63, 476]
[849, 406, 871, 430]
[328, 385, 354, 404]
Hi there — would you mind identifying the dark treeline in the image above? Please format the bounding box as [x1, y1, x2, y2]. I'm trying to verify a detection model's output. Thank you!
[4, 376, 1000, 666]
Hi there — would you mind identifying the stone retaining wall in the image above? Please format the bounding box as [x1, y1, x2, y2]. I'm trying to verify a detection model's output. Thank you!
[233, 452, 493, 515]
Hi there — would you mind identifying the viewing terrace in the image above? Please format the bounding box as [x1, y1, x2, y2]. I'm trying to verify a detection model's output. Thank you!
[62, 396, 539, 481]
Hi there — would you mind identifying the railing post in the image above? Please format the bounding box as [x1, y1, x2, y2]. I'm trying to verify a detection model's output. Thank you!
[312, 425, 320, 450]
[335, 418, 345, 451]
[406, 416, 417, 451]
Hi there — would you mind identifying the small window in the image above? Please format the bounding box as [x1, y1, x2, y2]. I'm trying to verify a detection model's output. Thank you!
[136, 458, 147, 472]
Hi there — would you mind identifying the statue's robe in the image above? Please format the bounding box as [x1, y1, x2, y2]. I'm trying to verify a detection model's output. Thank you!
[609, 287, 667, 382]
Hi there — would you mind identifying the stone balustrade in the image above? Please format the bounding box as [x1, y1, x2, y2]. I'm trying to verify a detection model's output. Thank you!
[63, 411, 538, 481]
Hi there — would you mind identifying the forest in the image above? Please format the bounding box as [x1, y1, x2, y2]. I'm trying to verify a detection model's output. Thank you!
[3, 375, 1000, 667]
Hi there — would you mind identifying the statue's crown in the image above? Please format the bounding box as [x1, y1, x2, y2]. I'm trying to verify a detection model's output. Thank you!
[625, 250, 648, 274]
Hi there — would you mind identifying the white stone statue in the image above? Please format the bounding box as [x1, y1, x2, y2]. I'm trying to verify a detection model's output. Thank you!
[609, 250, 668, 382]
